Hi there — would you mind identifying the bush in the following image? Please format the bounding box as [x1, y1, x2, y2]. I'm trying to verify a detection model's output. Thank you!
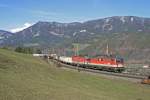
[15, 47, 33, 54]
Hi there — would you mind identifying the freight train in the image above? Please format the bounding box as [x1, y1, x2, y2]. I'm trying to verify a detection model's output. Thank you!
[50, 54, 125, 72]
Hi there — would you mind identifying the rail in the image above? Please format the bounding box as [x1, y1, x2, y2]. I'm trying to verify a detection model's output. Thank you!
[50, 59, 146, 80]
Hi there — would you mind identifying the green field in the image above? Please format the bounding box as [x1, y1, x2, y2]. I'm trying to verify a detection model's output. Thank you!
[0, 49, 150, 100]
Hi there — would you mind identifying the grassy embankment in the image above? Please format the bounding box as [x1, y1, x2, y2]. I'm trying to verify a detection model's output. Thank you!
[0, 49, 150, 100]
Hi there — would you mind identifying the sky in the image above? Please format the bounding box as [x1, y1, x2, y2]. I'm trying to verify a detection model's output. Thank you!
[0, 0, 150, 32]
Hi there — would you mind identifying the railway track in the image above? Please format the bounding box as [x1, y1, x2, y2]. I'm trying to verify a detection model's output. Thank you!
[50, 59, 146, 82]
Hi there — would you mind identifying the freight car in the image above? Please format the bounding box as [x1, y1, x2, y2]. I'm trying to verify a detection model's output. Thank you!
[59, 56, 72, 64]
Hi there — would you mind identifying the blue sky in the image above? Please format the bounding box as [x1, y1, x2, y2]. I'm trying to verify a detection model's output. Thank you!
[0, 0, 150, 31]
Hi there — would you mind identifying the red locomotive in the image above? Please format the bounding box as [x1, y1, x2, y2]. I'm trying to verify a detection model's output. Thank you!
[72, 55, 124, 72]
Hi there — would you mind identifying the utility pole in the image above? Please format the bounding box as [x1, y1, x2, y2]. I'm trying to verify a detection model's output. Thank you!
[76, 43, 79, 56]
[106, 44, 109, 55]
[73, 43, 79, 56]
[73, 44, 76, 56]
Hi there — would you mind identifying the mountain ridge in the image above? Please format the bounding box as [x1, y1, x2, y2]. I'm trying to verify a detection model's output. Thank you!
[1, 16, 150, 63]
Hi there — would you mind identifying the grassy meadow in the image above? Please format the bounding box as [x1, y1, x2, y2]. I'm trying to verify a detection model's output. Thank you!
[0, 49, 150, 100]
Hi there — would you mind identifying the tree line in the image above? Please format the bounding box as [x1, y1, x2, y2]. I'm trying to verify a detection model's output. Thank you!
[15, 47, 42, 54]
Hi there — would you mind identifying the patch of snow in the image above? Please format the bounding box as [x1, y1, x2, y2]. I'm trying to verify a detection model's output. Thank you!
[131, 17, 134, 22]
[90, 32, 95, 35]
[10, 22, 33, 33]
[73, 32, 77, 36]
[120, 16, 126, 23]
[50, 31, 64, 36]
[33, 33, 40, 37]
[0, 36, 4, 39]
[80, 30, 86, 32]
[138, 29, 142, 32]
[5, 36, 9, 38]
[105, 18, 110, 23]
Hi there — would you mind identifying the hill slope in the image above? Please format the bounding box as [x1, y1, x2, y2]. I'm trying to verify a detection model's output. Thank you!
[0, 49, 150, 100]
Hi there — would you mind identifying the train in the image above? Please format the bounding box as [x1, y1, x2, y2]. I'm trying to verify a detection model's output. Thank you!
[50, 54, 125, 72]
